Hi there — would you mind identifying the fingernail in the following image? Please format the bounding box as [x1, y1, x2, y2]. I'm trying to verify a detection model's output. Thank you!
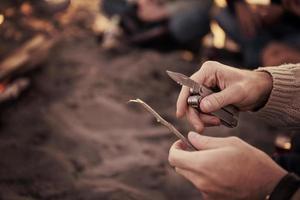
[201, 99, 211, 112]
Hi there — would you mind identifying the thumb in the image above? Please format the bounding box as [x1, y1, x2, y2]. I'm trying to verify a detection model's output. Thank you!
[188, 132, 225, 150]
[200, 86, 239, 113]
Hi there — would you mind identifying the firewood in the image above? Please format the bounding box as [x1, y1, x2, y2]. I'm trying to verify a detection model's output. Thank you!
[0, 78, 30, 103]
[0, 34, 56, 81]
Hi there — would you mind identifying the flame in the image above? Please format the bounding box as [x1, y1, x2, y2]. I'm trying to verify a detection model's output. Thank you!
[210, 21, 226, 49]
[215, 0, 270, 7]
[214, 0, 227, 8]
[275, 134, 292, 150]
[246, 0, 270, 5]
[0, 14, 4, 26]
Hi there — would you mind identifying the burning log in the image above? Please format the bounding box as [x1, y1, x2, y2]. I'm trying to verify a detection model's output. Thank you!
[0, 78, 29, 103]
[0, 34, 57, 81]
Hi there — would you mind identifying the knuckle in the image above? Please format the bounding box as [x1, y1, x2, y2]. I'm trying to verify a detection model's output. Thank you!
[227, 136, 241, 145]
[212, 94, 225, 108]
[202, 61, 219, 69]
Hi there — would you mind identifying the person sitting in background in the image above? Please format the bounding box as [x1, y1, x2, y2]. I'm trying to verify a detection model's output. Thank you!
[215, 0, 300, 68]
[101, 0, 212, 51]
[169, 61, 300, 200]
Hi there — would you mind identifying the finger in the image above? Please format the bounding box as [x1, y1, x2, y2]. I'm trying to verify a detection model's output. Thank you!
[187, 108, 221, 131]
[177, 61, 226, 118]
[175, 167, 201, 187]
[175, 167, 195, 180]
[186, 107, 204, 132]
[198, 113, 221, 126]
[176, 86, 190, 118]
[169, 140, 199, 170]
[188, 132, 227, 150]
[200, 85, 241, 113]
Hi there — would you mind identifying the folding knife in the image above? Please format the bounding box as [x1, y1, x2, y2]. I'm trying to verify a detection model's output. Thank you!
[167, 71, 239, 128]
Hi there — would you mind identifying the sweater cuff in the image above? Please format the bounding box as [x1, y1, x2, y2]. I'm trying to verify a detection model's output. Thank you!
[255, 64, 299, 126]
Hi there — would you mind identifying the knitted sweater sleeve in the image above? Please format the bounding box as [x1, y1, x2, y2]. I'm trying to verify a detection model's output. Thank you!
[256, 64, 300, 128]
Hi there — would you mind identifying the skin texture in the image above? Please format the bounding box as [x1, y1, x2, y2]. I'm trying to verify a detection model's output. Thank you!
[137, 0, 169, 22]
[169, 132, 287, 200]
[176, 61, 273, 132]
[171, 61, 287, 199]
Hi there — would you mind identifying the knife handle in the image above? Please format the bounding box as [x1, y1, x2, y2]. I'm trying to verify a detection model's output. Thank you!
[187, 95, 239, 128]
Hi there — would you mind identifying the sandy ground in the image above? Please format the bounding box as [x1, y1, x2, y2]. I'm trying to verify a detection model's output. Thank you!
[0, 27, 278, 199]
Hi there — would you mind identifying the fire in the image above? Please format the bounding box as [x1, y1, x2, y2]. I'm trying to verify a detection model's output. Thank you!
[275, 134, 292, 150]
[246, 0, 270, 5]
[0, 14, 4, 26]
[214, 0, 227, 8]
[215, 0, 270, 8]
[210, 21, 226, 49]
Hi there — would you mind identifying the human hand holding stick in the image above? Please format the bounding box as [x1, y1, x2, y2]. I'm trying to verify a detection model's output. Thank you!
[129, 99, 197, 151]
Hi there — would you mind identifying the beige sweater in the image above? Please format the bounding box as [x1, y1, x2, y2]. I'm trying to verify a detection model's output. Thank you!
[256, 64, 300, 128]
[257, 64, 300, 200]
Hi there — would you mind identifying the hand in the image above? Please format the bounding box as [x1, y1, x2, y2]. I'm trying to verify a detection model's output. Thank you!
[176, 61, 273, 132]
[235, 2, 261, 38]
[169, 132, 287, 200]
[137, 0, 169, 22]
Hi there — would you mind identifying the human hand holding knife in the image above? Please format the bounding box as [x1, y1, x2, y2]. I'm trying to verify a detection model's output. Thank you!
[166, 70, 239, 128]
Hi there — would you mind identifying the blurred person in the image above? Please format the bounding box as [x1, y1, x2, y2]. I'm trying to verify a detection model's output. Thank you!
[215, 0, 300, 68]
[101, 0, 212, 51]
[169, 61, 300, 200]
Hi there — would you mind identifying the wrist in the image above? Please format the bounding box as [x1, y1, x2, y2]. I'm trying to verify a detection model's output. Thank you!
[253, 71, 273, 110]
[262, 164, 287, 200]
[267, 173, 300, 200]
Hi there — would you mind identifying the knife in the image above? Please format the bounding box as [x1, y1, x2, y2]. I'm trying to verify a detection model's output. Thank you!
[167, 70, 239, 128]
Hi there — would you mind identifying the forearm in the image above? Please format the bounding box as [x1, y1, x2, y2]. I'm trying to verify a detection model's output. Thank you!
[256, 64, 300, 128]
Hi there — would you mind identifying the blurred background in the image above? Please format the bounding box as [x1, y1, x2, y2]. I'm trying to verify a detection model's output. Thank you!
[0, 0, 299, 199]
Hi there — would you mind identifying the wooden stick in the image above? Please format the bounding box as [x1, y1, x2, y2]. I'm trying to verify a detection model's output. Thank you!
[129, 99, 197, 151]
[0, 78, 30, 103]
[0, 34, 56, 81]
